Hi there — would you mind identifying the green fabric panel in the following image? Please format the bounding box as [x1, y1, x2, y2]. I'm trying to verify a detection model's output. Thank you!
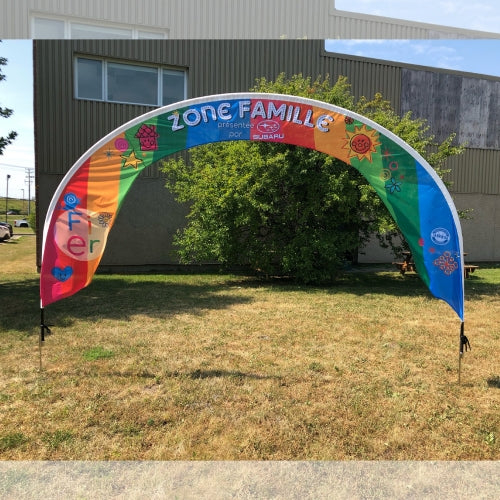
[347, 122, 429, 284]
[116, 109, 190, 210]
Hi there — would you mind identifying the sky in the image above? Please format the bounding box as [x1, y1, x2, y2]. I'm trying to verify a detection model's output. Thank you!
[0, 0, 499, 197]
[324, 39, 500, 76]
[0, 40, 33, 200]
[334, 0, 500, 33]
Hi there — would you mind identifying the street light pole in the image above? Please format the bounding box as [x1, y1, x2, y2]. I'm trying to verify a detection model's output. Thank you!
[5, 174, 10, 222]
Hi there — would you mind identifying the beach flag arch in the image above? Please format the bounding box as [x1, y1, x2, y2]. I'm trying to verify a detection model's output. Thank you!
[40, 93, 465, 325]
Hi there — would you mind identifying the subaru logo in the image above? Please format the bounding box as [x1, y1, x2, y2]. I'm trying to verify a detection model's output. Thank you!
[257, 120, 280, 134]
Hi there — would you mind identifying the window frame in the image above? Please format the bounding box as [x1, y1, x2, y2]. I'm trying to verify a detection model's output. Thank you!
[74, 56, 188, 107]
[32, 15, 168, 39]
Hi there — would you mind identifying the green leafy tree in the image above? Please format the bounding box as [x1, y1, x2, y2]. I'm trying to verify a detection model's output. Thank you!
[162, 74, 464, 283]
[0, 41, 18, 156]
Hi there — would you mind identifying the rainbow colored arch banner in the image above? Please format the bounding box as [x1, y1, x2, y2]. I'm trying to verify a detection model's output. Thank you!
[40, 93, 464, 320]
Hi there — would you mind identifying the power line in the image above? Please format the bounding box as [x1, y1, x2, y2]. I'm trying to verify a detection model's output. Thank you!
[0, 163, 34, 170]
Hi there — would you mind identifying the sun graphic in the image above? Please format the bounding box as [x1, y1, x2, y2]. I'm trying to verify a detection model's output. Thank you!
[343, 125, 381, 162]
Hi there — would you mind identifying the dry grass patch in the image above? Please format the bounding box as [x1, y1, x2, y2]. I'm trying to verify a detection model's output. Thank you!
[0, 236, 499, 460]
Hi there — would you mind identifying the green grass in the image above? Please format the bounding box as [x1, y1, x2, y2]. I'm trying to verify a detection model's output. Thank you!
[41, 430, 74, 450]
[0, 236, 499, 460]
[0, 196, 33, 217]
[0, 433, 28, 452]
[1, 196, 36, 235]
[82, 347, 115, 361]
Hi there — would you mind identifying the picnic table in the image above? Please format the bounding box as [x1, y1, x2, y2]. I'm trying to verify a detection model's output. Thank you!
[392, 251, 478, 278]
[392, 251, 416, 275]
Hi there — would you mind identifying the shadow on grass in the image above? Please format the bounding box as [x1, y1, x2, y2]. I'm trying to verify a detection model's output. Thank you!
[487, 376, 500, 389]
[0, 267, 497, 335]
[232, 271, 431, 299]
[462, 276, 500, 299]
[0, 239, 20, 246]
[186, 369, 281, 380]
[0, 276, 255, 335]
[242, 267, 500, 301]
[0, 278, 41, 334]
[79, 367, 281, 381]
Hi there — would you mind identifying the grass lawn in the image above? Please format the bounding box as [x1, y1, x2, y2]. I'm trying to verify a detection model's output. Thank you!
[0, 236, 499, 460]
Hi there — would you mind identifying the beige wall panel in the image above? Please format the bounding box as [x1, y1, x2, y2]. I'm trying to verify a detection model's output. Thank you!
[456, 194, 500, 261]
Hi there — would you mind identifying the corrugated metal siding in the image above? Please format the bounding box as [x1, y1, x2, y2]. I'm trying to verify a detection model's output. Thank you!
[14, 0, 173, 30]
[3, 0, 333, 37]
[444, 148, 500, 195]
[185, 40, 325, 97]
[330, 14, 430, 39]
[175, 0, 332, 39]
[329, 10, 499, 39]
[319, 52, 402, 113]
[3, 0, 499, 38]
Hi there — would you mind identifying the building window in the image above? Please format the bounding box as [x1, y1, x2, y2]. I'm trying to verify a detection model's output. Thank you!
[32, 17, 65, 38]
[70, 23, 132, 39]
[107, 63, 158, 106]
[76, 58, 103, 100]
[75, 57, 187, 107]
[32, 16, 168, 39]
[162, 69, 187, 105]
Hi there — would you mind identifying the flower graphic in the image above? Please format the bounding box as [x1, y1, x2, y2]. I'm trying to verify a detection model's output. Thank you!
[62, 193, 81, 210]
[433, 251, 459, 275]
[385, 177, 402, 194]
[98, 212, 113, 228]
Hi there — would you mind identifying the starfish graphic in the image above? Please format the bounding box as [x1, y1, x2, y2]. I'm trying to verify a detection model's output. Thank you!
[121, 150, 143, 170]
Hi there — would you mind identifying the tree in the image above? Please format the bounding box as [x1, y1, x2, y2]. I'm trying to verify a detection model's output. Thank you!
[0, 41, 18, 156]
[161, 73, 464, 283]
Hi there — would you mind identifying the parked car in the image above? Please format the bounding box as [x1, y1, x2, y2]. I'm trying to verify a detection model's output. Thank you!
[14, 219, 30, 228]
[0, 222, 11, 241]
[0, 221, 13, 237]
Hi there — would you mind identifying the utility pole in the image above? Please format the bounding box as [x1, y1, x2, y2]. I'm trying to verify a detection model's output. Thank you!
[5, 174, 10, 222]
[21, 188, 25, 212]
[25, 168, 33, 216]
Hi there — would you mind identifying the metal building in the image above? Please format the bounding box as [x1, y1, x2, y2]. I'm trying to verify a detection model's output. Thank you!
[33, 40, 500, 268]
[2, 0, 499, 39]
